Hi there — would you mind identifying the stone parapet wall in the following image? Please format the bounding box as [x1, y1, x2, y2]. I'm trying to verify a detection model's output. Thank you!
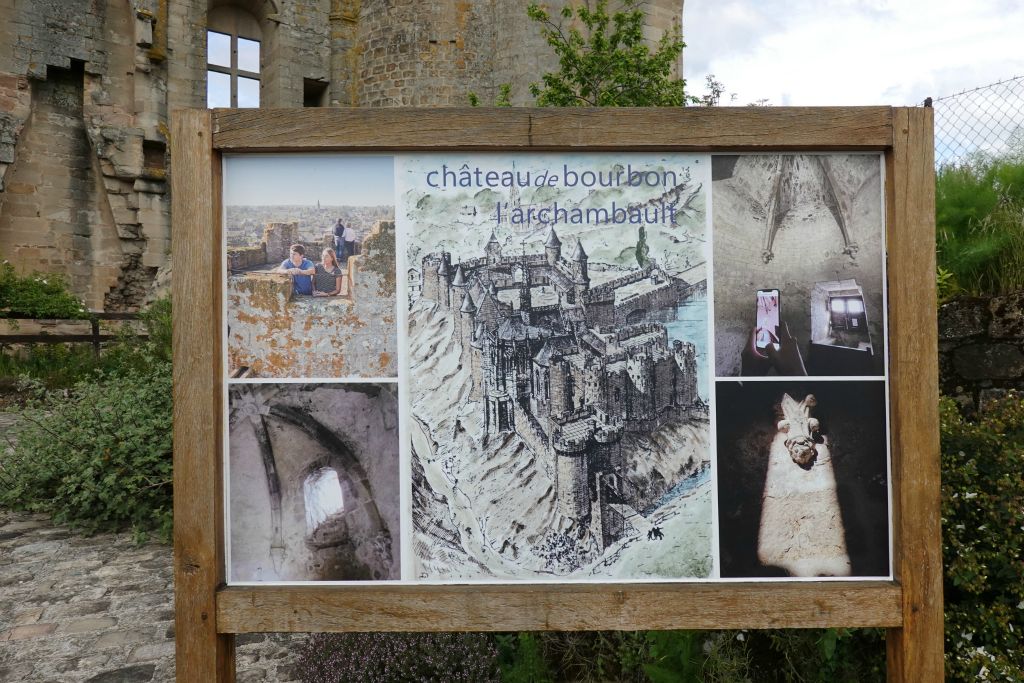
[938, 291, 1024, 411]
[227, 245, 268, 272]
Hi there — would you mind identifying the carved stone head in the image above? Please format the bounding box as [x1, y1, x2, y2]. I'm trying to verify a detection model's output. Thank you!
[777, 393, 821, 469]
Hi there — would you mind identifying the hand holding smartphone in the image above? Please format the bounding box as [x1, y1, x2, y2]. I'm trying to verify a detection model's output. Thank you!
[756, 289, 780, 351]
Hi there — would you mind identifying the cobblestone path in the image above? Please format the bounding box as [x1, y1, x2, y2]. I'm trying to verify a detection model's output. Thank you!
[0, 408, 304, 682]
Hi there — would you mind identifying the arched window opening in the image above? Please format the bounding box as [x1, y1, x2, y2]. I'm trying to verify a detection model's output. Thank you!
[207, 6, 262, 108]
[303, 467, 345, 534]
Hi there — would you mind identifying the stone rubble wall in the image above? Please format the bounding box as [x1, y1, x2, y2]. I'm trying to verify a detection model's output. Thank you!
[227, 244, 268, 272]
[938, 291, 1024, 411]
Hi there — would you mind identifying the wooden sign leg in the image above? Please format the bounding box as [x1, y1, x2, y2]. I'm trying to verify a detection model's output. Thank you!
[884, 106, 944, 681]
[172, 108, 236, 682]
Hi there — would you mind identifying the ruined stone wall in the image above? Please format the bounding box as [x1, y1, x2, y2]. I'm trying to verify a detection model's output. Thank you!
[0, 0, 171, 310]
[228, 244, 268, 271]
[939, 291, 1024, 412]
[263, 221, 300, 264]
[1, 0, 683, 309]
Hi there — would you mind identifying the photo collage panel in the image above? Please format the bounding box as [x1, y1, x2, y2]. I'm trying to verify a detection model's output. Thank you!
[222, 152, 892, 584]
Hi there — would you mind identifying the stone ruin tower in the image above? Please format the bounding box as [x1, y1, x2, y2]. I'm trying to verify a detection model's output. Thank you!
[0, 0, 682, 310]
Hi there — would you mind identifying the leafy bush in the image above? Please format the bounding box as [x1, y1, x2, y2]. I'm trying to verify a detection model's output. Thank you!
[0, 261, 88, 319]
[296, 632, 501, 682]
[0, 343, 110, 390]
[494, 630, 751, 683]
[0, 356, 173, 540]
[496, 632, 554, 682]
[0, 295, 171, 390]
[940, 393, 1024, 681]
[742, 628, 884, 683]
[936, 157, 1024, 297]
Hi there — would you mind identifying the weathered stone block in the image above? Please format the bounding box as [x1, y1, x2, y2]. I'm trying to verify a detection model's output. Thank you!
[938, 296, 989, 340]
[0, 622, 57, 640]
[93, 628, 152, 649]
[61, 616, 118, 633]
[112, 206, 139, 225]
[952, 343, 1024, 380]
[134, 12, 153, 48]
[990, 291, 1024, 338]
[126, 640, 174, 663]
[228, 245, 268, 272]
[131, 178, 165, 194]
[84, 664, 156, 682]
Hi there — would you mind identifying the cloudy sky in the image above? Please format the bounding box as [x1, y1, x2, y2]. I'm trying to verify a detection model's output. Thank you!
[683, 0, 1024, 106]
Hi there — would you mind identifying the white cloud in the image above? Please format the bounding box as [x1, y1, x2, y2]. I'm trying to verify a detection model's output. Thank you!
[684, 0, 1024, 105]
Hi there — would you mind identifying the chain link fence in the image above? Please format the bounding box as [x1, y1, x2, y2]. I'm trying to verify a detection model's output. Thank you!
[929, 75, 1024, 167]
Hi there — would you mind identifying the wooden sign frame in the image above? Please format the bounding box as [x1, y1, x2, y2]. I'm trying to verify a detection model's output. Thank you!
[171, 107, 942, 681]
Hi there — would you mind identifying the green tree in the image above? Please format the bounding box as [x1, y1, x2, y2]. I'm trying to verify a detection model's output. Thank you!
[636, 224, 650, 267]
[526, 0, 689, 107]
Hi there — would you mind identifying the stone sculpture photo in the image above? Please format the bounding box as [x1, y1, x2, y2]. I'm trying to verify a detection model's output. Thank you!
[715, 380, 890, 579]
[223, 155, 397, 379]
[227, 382, 400, 582]
[712, 154, 885, 377]
[400, 153, 714, 580]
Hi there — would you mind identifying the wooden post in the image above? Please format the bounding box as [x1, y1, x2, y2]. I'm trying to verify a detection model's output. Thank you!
[171, 109, 235, 682]
[90, 317, 100, 357]
[884, 106, 944, 680]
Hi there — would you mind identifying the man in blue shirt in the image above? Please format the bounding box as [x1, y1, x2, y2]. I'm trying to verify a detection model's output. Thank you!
[276, 243, 315, 295]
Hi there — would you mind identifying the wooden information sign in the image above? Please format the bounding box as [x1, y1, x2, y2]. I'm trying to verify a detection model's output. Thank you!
[172, 107, 942, 681]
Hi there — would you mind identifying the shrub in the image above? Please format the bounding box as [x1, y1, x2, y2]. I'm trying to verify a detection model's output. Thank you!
[494, 630, 751, 683]
[0, 261, 88, 319]
[0, 343, 109, 390]
[743, 628, 884, 683]
[495, 632, 555, 683]
[936, 157, 1024, 297]
[940, 393, 1024, 681]
[0, 354, 173, 541]
[0, 295, 172, 390]
[296, 632, 501, 682]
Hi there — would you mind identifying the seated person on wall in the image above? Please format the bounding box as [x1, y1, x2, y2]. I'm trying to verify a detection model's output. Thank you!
[313, 247, 344, 297]
[277, 243, 315, 296]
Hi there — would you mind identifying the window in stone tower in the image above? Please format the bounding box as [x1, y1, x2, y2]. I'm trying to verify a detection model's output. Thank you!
[304, 78, 329, 107]
[206, 6, 262, 108]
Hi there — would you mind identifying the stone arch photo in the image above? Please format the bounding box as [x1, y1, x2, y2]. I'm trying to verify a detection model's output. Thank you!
[227, 382, 400, 582]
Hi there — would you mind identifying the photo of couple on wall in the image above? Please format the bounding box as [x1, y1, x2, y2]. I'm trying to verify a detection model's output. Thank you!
[223, 155, 397, 380]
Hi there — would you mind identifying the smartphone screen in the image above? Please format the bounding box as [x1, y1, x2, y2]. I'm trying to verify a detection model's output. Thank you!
[756, 289, 780, 350]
